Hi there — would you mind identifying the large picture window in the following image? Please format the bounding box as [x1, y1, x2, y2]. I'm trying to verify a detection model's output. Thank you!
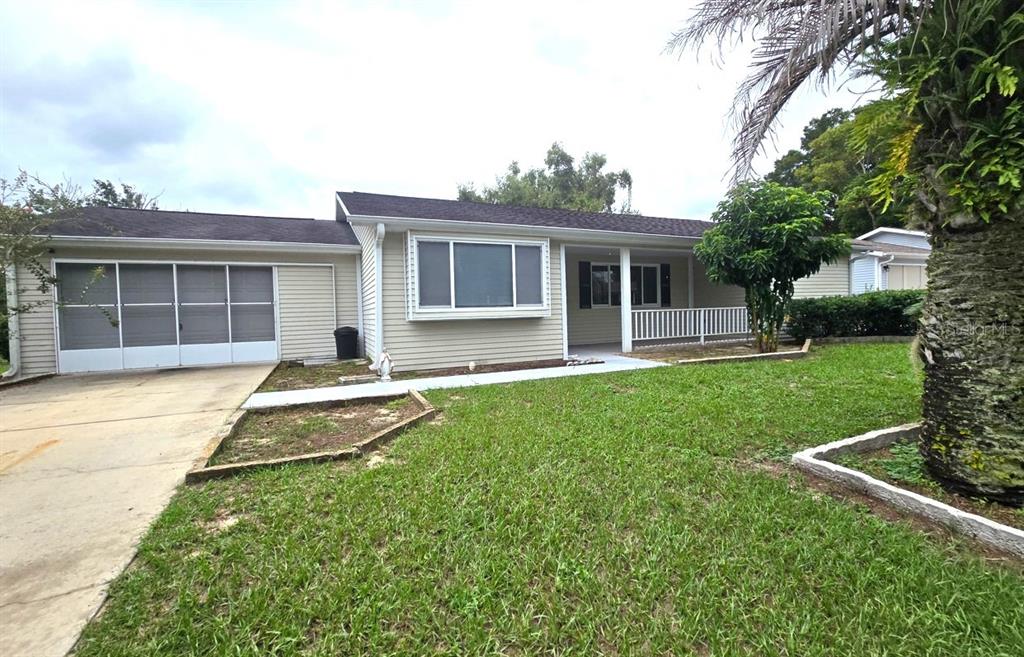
[410, 235, 549, 320]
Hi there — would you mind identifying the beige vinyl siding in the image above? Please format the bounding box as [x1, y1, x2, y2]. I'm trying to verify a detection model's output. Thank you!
[565, 252, 692, 346]
[793, 261, 850, 299]
[12, 245, 358, 375]
[352, 224, 377, 359]
[885, 263, 927, 290]
[692, 258, 746, 307]
[12, 262, 57, 376]
[379, 231, 563, 371]
[277, 265, 336, 359]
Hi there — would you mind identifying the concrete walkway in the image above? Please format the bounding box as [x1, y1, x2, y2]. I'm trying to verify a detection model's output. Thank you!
[0, 364, 274, 657]
[245, 351, 664, 409]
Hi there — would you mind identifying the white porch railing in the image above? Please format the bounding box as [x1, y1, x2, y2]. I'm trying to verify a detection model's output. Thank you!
[632, 306, 749, 344]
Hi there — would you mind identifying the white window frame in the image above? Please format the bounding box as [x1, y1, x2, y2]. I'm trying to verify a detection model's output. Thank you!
[406, 232, 551, 321]
[586, 262, 660, 308]
[631, 264, 661, 307]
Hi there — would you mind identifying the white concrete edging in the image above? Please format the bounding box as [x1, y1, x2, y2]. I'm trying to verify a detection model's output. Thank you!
[791, 423, 1024, 558]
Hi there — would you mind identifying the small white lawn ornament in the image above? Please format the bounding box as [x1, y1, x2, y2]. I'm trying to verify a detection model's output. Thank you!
[369, 348, 395, 382]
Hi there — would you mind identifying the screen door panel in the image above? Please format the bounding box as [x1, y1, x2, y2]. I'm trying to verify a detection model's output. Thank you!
[55, 262, 122, 372]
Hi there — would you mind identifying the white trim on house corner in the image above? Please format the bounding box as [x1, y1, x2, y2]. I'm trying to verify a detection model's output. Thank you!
[405, 232, 551, 321]
[345, 214, 703, 247]
[373, 223, 384, 362]
[559, 243, 568, 360]
[856, 226, 928, 241]
[47, 235, 361, 254]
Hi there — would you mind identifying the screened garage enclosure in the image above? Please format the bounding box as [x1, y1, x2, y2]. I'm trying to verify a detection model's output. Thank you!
[55, 261, 278, 373]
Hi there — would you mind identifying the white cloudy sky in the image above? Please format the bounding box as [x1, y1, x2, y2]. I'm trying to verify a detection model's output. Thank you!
[0, 0, 874, 220]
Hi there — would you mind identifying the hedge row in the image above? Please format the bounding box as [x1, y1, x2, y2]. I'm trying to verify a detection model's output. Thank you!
[787, 290, 924, 340]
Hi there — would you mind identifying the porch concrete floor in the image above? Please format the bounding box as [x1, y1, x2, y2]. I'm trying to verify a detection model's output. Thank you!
[244, 351, 665, 409]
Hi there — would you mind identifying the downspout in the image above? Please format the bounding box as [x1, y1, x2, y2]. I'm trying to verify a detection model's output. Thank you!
[878, 253, 896, 290]
[3, 265, 20, 379]
[373, 222, 385, 364]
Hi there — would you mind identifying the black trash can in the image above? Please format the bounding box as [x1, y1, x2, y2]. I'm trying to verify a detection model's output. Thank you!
[333, 326, 358, 360]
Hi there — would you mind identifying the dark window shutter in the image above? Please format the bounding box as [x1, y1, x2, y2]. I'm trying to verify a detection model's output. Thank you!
[660, 264, 671, 307]
[610, 265, 621, 306]
[579, 261, 592, 309]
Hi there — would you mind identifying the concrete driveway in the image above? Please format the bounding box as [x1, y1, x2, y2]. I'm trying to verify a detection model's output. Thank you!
[0, 364, 275, 657]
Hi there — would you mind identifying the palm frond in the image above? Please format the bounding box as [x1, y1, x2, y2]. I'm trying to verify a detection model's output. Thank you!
[668, 0, 931, 183]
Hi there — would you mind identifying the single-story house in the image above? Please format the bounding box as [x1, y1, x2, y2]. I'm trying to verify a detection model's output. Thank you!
[792, 227, 931, 299]
[2, 193, 929, 377]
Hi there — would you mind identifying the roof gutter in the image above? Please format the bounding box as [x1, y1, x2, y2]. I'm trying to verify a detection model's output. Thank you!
[3, 265, 20, 380]
[46, 235, 361, 254]
[343, 214, 702, 247]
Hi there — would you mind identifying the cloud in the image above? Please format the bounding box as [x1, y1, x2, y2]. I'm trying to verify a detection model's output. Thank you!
[2, 51, 193, 161]
[0, 1, 874, 220]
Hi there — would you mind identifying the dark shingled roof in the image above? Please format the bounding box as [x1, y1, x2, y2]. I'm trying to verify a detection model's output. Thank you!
[337, 191, 710, 238]
[45, 206, 359, 246]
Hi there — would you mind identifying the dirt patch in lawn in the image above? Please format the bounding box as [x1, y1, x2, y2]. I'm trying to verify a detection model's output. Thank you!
[831, 440, 1024, 530]
[258, 360, 372, 392]
[632, 341, 803, 363]
[394, 358, 572, 380]
[209, 396, 421, 466]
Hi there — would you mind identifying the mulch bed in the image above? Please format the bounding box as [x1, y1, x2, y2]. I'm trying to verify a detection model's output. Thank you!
[209, 396, 421, 466]
[831, 439, 1024, 530]
[633, 342, 803, 363]
[395, 359, 571, 380]
[258, 360, 372, 392]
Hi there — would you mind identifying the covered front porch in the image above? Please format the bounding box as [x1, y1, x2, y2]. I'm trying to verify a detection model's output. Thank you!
[563, 244, 749, 354]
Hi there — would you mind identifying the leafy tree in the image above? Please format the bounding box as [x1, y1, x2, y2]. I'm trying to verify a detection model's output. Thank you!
[766, 108, 850, 187]
[695, 181, 849, 352]
[1, 171, 156, 363]
[89, 179, 160, 210]
[458, 142, 635, 213]
[670, 0, 1024, 505]
[767, 108, 911, 235]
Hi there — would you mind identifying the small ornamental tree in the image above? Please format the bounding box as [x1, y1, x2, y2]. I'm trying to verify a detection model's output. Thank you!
[695, 181, 849, 352]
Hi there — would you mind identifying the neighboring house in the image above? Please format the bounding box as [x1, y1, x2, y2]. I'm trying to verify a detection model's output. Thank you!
[792, 227, 931, 299]
[4, 194, 927, 378]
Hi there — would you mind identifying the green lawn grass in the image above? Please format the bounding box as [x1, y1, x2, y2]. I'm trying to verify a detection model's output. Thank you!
[75, 344, 1023, 656]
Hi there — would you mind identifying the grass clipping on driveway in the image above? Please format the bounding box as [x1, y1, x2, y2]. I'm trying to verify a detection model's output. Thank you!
[77, 345, 1024, 657]
[209, 397, 418, 466]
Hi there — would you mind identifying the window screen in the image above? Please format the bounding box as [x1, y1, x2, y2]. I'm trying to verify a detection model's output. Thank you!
[229, 267, 273, 303]
[179, 305, 229, 344]
[56, 263, 116, 305]
[177, 265, 226, 303]
[418, 242, 451, 307]
[122, 305, 177, 347]
[514, 245, 542, 305]
[119, 264, 173, 304]
[58, 306, 120, 350]
[230, 305, 275, 342]
[454, 243, 512, 307]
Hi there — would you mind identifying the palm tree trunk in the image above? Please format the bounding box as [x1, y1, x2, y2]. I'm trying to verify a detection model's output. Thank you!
[919, 216, 1024, 506]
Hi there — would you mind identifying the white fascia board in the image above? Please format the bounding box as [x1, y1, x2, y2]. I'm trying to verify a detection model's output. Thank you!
[344, 214, 702, 247]
[47, 235, 362, 254]
[856, 226, 929, 240]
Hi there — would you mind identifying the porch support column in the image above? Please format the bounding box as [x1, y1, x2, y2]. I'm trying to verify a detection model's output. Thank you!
[620, 247, 632, 352]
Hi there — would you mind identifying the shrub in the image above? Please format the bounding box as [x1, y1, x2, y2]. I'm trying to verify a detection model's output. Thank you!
[787, 290, 924, 340]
